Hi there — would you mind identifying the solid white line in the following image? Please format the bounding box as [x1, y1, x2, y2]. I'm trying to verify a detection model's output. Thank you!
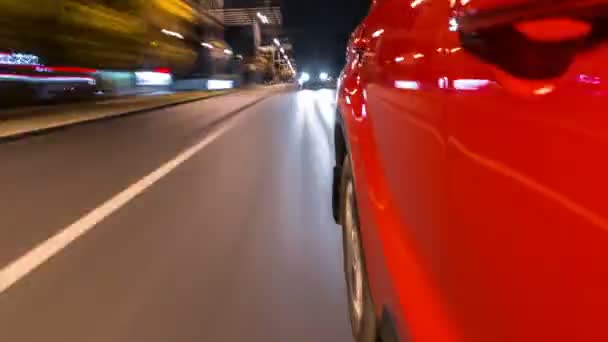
[0, 112, 245, 294]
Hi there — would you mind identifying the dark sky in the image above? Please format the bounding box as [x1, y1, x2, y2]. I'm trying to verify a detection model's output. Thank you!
[281, 0, 369, 75]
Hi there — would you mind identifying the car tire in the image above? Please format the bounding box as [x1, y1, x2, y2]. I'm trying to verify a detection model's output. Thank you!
[339, 155, 378, 342]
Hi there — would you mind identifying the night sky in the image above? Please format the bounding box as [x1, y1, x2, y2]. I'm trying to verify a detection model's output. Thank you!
[282, 0, 370, 75]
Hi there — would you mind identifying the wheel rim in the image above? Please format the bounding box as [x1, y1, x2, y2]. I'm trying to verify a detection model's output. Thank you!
[344, 180, 364, 331]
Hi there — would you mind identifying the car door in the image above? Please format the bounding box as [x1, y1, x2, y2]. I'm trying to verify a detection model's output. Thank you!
[438, 1, 608, 340]
[354, 0, 457, 340]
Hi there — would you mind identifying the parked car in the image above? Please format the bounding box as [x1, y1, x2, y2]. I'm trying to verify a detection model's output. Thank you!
[333, 0, 608, 341]
[0, 52, 97, 105]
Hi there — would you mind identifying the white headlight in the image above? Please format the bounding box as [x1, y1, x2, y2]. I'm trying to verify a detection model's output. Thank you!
[299, 72, 311, 84]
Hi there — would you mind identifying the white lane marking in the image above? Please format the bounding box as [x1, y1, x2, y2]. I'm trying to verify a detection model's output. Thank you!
[0, 111, 247, 294]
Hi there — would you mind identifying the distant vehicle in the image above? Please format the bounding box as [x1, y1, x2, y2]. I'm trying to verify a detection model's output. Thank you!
[334, 0, 608, 341]
[299, 71, 336, 89]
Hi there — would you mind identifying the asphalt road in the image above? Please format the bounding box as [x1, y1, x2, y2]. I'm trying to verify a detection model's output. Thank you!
[0, 89, 352, 342]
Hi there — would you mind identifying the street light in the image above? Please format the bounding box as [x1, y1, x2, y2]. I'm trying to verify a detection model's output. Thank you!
[273, 38, 281, 46]
[256, 12, 269, 24]
[286, 60, 295, 74]
[201, 42, 214, 49]
[161, 29, 184, 40]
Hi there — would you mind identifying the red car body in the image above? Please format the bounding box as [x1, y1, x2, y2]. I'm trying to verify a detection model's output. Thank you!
[334, 0, 608, 340]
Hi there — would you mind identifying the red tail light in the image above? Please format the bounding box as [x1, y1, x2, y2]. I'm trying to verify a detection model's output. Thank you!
[154, 67, 171, 74]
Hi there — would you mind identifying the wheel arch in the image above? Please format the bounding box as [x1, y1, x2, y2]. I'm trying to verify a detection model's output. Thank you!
[333, 107, 349, 222]
[379, 306, 407, 342]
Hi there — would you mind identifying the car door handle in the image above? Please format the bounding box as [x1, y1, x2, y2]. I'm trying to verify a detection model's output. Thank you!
[457, 1, 603, 80]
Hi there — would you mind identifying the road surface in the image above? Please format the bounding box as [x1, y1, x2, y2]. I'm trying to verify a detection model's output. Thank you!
[0, 89, 353, 342]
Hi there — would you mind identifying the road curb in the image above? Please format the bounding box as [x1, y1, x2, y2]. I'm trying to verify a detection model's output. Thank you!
[0, 88, 282, 142]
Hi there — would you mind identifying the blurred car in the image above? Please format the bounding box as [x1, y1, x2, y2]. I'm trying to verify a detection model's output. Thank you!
[333, 0, 608, 341]
[299, 71, 336, 89]
[0, 52, 97, 105]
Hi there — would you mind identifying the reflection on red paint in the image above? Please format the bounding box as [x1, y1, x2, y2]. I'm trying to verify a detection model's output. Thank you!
[578, 74, 601, 85]
[453, 79, 491, 90]
[339, 0, 608, 341]
[411, 0, 424, 8]
[394, 80, 421, 90]
[533, 85, 555, 95]
[515, 19, 591, 42]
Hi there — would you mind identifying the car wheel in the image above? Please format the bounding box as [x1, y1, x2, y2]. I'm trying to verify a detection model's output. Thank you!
[340, 156, 377, 342]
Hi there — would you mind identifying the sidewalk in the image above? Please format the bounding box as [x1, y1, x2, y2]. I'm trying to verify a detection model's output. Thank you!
[0, 85, 290, 139]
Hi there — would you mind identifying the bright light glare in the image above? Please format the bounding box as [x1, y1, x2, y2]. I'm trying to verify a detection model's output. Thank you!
[224, 49, 233, 55]
[371, 29, 384, 38]
[135, 71, 173, 86]
[207, 80, 235, 90]
[0, 74, 96, 85]
[411, 0, 424, 8]
[319, 72, 329, 81]
[578, 74, 601, 84]
[161, 29, 184, 40]
[273, 38, 281, 46]
[201, 42, 214, 49]
[299, 72, 311, 85]
[0, 52, 41, 65]
[394, 80, 420, 90]
[449, 18, 459, 32]
[256, 12, 269, 24]
[453, 79, 490, 90]
[533, 85, 555, 95]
